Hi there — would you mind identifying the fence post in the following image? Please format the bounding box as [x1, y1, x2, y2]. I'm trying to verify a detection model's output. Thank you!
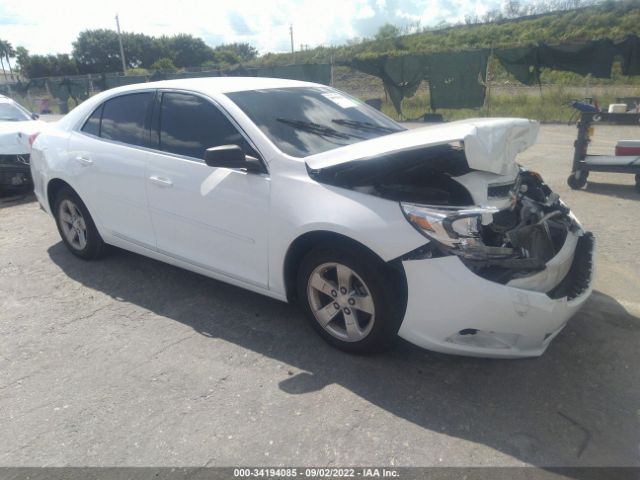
[330, 54, 334, 87]
[484, 48, 493, 117]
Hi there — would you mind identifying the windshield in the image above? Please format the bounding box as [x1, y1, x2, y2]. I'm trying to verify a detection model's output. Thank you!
[0, 101, 32, 122]
[226, 87, 405, 157]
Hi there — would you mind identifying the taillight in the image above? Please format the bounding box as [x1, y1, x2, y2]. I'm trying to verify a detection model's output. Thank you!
[28, 132, 40, 147]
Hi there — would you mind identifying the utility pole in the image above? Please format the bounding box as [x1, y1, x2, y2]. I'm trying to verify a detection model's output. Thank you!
[289, 24, 294, 58]
[115, 14, 127, 75]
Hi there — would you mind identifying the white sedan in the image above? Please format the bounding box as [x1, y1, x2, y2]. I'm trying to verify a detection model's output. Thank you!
[30, 78, 594, 358]
[0, 94, 44, 191]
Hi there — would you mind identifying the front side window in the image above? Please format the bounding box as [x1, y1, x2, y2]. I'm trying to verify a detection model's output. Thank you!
[226, 87, 405, 157]
[159, 92, 249, 160]
[100, 92, 153, 147]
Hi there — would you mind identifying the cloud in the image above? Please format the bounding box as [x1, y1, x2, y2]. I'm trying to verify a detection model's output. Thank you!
[1, 0, 514, 57]
[228, 11, 255, 35]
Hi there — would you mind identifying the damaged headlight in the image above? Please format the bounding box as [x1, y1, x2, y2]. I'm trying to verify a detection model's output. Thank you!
[400, 202, 521, 260]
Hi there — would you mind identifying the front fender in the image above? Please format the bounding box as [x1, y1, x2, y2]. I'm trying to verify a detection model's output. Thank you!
[267, 172, 425, 296]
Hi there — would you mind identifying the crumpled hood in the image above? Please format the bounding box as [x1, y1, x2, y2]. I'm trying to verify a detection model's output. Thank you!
[305, 117, 539, 176]
[0, 120, 47, 155]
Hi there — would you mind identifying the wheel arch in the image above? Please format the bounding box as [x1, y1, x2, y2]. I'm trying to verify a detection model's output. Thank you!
[47, 178, 75, 212]
[282, 230, 407, 304]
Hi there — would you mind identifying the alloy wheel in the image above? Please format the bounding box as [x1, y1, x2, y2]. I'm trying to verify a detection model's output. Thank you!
[307, 262, 375, 342]
[59, 199, 88, 250]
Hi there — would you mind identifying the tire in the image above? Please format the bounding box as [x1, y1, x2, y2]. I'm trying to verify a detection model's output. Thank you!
[297, 244, 404, 354]
[567, 170, 588, 189]
[635, 174, 640, 193]
[53, 186, 108, 260]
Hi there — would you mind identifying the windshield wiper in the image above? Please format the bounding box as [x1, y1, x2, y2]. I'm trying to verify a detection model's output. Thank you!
[276, 118, 355, 139]
[331, 119, 399, 133]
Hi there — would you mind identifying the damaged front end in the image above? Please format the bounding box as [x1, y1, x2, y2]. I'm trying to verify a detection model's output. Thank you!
[306, 118, 594, 356]
[306, 118, 593, 298]
[0, 153, 32, 189]
[401, 169, 592, 297]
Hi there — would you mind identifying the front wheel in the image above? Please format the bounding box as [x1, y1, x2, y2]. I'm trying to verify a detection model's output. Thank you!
[297, 245, 404, 354]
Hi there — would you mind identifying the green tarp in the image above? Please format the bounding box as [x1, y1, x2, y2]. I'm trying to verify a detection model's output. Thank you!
[351, 51, 488, 114]
[351, 54, 428, 115]
[428, 50, 490, 110]
[495, 40, 619, 85]
[48, 77, 91, 102]
[494, 46, 541, 85]
[617, 35, 640, 76]
[539, 40, 617, 79]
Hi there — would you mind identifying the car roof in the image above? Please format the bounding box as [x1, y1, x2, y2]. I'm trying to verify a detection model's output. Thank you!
[106, 76, 319, 96]
[56, 76, 325, 132]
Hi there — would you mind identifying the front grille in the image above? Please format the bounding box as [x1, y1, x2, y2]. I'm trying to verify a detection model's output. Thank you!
[547, 232, 595, 300]
[0, 159, 32, 187]
[0, 154, 30, 166]
[487, 182, 516, 198]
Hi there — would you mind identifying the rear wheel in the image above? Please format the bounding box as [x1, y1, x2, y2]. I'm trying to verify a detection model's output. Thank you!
[297, 245, 403, 354]
[567, 170, 588, 189]
[635, 174, 640, 193]
[53, 187, 107, 259]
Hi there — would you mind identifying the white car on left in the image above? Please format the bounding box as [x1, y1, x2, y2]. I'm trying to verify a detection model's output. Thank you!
[0, 94, 45, 192]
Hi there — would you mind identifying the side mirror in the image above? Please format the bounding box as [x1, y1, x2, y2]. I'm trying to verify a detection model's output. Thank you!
[31, 112, 40, 120]
[204, 144, 265, 173]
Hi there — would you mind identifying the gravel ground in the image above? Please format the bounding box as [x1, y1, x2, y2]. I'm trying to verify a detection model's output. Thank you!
[0, 123, 638, 468]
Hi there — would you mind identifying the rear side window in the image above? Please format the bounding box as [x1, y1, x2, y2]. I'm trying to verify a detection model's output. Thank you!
[100, 92, 153, 147]
[81, 105, 102, 136]
[159, 92, 249, 160]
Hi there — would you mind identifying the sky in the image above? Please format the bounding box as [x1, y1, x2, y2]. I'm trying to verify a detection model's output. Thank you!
[0, 0, 505, 57]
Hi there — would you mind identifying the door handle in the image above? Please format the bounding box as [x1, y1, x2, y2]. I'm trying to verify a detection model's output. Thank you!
[75, 154, 93, 166]
[149, 175, 173, 187]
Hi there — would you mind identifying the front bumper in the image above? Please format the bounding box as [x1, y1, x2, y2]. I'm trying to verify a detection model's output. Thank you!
[0, 154, 32, 188]
[0, 165, 32, 188]
[397, 233, 595, 358]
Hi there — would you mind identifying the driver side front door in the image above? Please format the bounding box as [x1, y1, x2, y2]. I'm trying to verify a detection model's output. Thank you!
[144, 91, 270, 288]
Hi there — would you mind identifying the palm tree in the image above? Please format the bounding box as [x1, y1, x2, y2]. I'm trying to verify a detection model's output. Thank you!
[4, 41, 16, 81]
[0, 40, 8, 83]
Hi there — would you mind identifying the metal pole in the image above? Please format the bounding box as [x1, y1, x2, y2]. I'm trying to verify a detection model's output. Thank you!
[484, 49, 493, 116]
[290, 24, 294, 59]
[330, 53, 334, 86]
[115, 14, 127, 74]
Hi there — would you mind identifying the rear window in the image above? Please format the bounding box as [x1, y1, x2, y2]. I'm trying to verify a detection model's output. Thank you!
[0, 102, 32, 122]
[99, 93, 153, 147]
[81, 105, 102, 136]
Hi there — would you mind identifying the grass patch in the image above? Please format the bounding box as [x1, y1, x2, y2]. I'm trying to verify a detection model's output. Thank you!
[380, 86, 640, 123]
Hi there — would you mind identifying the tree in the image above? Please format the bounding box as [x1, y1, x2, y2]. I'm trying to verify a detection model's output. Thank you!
[15, 46, 29, 72]
[16, 52, 78, 79]
[49, 54, 79, 76]
[0, 40, 9, 82]
[122, 32, 165, 69]
[73, 29, 125, 73]
[160, 34, 215, 68]
[374, 23, 401, 41]
[0, 40, 16, 81]
[150, 57, 176, 71]
[213, 43, 258, 62]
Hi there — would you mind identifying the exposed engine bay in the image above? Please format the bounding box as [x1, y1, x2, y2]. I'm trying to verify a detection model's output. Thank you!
[308, 143, 590, 295]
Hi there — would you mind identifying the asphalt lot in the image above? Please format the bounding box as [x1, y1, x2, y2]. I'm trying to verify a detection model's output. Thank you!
[0, 123, 639, 468]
